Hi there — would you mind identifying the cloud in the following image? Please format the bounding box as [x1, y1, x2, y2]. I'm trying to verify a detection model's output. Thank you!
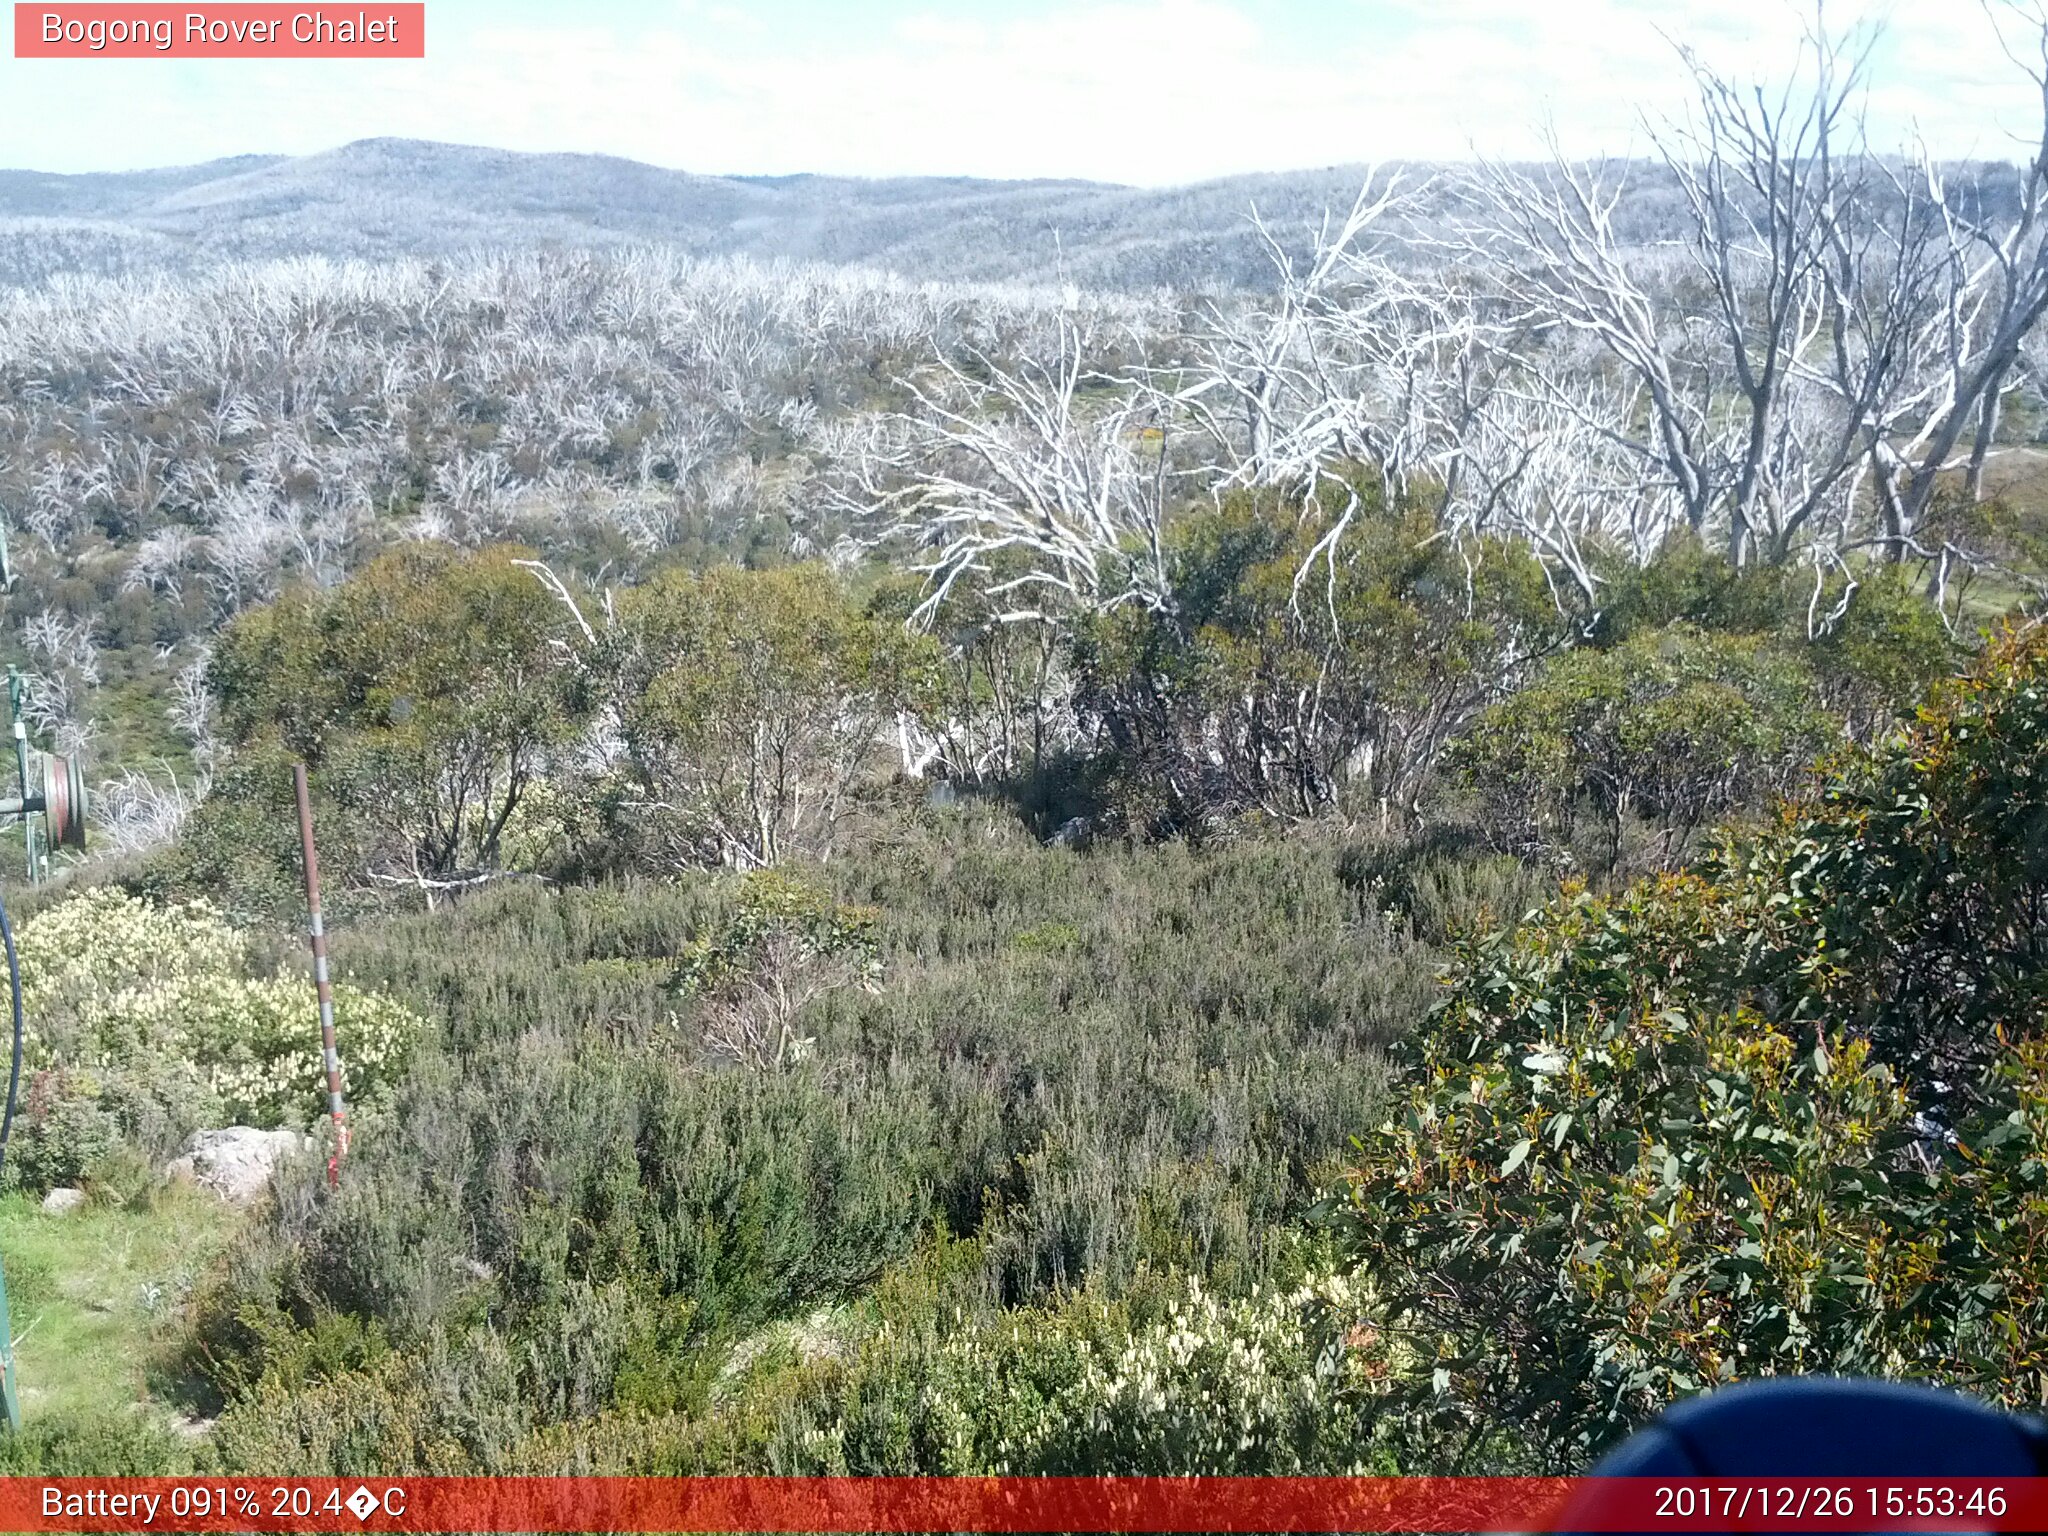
[0, 0, 2032, 180]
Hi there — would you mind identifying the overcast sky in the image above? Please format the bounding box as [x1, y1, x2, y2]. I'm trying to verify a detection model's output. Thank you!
[1, 0, 2038, 184]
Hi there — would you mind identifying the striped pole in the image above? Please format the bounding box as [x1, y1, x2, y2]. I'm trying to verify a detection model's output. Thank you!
[293, 763, 348, 1186]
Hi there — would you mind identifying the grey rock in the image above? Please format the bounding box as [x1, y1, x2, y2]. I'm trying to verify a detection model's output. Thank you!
[164, 1127, 310, 1204]
[1049, 815, 1092, 848]
[39, 1186, 86, 1215]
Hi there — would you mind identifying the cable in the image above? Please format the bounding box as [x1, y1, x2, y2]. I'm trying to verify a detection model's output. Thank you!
[0, 891, 22, 1182]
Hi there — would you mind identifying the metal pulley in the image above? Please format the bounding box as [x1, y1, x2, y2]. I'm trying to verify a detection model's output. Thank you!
[42, 751, 84, 851]
[0, 751, 86, 855]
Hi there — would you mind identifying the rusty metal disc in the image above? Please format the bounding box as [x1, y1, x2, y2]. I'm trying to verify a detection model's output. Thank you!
[42, 753, 85, 851]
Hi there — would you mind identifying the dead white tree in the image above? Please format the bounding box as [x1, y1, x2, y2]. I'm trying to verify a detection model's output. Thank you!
[1168, 173, 1415, 483]
[1892, 1, 2048, 529]
[1460, 5, 2048, 574]
[90, 763, 201, 856]
[17, 608, 101, 756]
[849, 310, 1182, 625]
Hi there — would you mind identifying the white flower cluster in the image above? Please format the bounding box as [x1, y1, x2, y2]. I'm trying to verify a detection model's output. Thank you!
[793, 1269, 1391, 1476]
[14, 888, 425, 1127]
[992, 1272, 1371, 1472]
[18, 887, 244, 1027]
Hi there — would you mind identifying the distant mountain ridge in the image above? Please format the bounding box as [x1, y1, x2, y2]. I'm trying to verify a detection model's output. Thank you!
[0, 138, 2022, 296]
[0, 137, 1394, 291]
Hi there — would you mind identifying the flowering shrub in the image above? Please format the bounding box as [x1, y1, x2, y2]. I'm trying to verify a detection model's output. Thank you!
[778, 1270, 1393, 1475]
[14, 888, 425, 1132]
[141, 975, 424, 1128]
[18, 888, 244, 1052]
[981, 1271, 1389, 1474]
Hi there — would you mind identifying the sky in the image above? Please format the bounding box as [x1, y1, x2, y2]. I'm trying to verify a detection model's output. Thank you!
[0, 0, 2040, 184]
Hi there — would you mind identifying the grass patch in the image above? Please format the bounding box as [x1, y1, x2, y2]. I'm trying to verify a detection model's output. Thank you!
[0, 1185, 241, 1428]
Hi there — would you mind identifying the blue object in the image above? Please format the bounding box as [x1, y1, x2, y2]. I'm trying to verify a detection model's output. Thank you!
[1591, 1378, 2048, 1476]
[1552, 1379, 2048, 1534]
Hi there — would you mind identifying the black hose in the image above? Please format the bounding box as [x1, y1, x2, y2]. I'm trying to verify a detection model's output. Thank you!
[0, 891, 22, 1182]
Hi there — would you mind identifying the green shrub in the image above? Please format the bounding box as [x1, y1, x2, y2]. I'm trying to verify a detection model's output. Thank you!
[183, 821, 1431, 1463]
[1070, 484, 1560, 833]
[6, 1070, 122, 1193]
[18, 888, 244, 1054]
[1452, 623, 1835, 867]
[0, 1411, 194, 1475]
[206, 543, 589, 893]
[1338, 837, 1553, 945]
[1339, 624, 2048, 1465]
[1741, 622, 2048, 1098]
[674, 871, 881, 1071]
[1593, 533, 1801, 643]
[604, 563, 939, 870]
[1340, 882, 1920, 1464]
[14, 889, 427, 1134]
[1809, 565, 1959, 742]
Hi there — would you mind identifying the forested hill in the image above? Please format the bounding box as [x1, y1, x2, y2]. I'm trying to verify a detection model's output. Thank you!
[0, 139, 1393, 290]
[25, 137, 1819, 292]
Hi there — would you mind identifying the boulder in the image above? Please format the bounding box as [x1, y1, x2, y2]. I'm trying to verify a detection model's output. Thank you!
[39, 1187, 86, 1215]
[165, 1128, 309, 1204]
[1048, 815, 1093, 848]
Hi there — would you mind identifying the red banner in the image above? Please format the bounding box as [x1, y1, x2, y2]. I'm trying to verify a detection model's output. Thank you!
[0, 1476, 2043, 1532]
[13, 5, 424, 58]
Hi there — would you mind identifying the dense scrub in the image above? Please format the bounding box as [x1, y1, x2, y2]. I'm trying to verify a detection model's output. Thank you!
[163, 821, 1449, 1471]
[144, 615, 2044, 1476]
[7, 32, 2048, 1466]
[0, 444, 2011, 1476]
[1341, 625, 2048, 1464]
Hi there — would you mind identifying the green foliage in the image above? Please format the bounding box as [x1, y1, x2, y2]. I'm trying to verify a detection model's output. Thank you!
[1912, 1034, 2048, 1404]
[19, 888, 244, 1037]
[201, 543, 585, 892]
[8, 1070, 126, 1193]
[1593, 533, 1802, 643]
[604, 564, 939, 870]
[1808, 565, 1960, 741]
[9, 228, 2033, 1481]
[1337, 836, 1554, 947]
[46, 496, 2006, 1474]
[169, 977, 421, 1128]
[675, 871, 879, 994]
[1072, 484, 1561, 833]
[0, 1412, 194, 1475]
[1732, 622, 2048, 1098]
[1338, 624, 2048, 1464]
[1453, 624, 1835, 867]
[871, 558, 1066, 787]
[675, 871, 882, 1071]
[1340, 882, 1920, 1463]
[179, 820, 1428, 1465]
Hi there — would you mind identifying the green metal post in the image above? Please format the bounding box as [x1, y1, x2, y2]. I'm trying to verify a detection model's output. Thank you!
[0, 1248, 18, 1433]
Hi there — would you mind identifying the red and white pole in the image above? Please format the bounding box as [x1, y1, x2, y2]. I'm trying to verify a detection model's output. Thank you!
[293, 763, 348, 1186]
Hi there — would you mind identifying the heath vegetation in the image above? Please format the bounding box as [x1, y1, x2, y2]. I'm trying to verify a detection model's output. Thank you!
[0, 6, 2045, 1477]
